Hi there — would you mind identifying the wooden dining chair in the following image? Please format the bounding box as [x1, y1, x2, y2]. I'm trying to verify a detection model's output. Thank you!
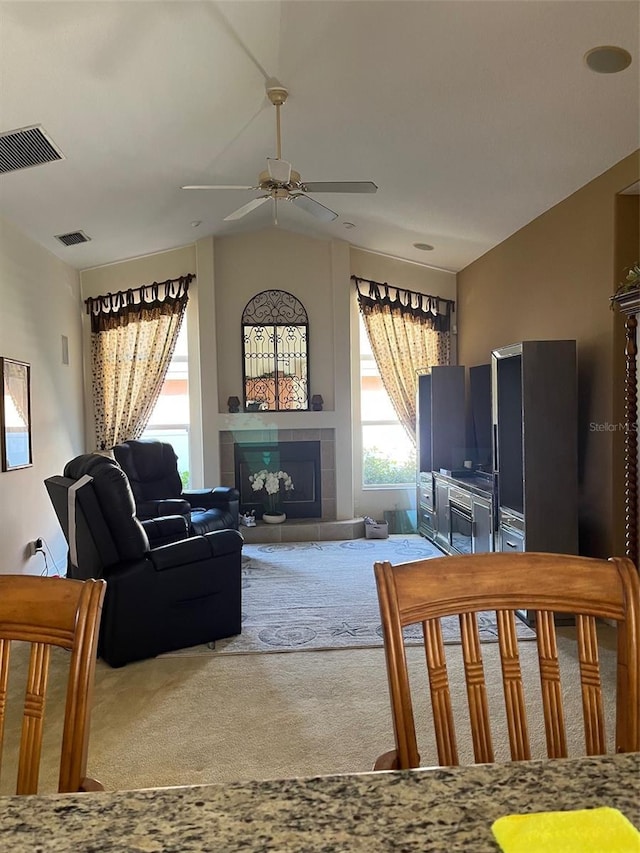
[0, 575, 106, 794]
[373, 552, 639, 770]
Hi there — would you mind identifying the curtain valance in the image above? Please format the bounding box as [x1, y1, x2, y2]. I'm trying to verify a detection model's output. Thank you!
[352, 276, 454, 333]
[85, 275, 193, 333]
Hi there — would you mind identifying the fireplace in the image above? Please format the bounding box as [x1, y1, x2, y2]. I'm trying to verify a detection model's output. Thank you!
[234, 441, 322, 519]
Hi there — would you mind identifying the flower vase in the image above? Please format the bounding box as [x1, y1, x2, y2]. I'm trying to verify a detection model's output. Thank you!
[262, 512, 286, 524]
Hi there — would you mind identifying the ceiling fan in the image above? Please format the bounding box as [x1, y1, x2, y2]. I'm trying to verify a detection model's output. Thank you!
[182, 85, 377, 223]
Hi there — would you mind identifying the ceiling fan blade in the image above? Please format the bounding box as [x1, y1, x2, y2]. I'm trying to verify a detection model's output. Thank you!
[182, 184, 255, 190]
[267, 158, 292, 183]
[302, 181, 378, 194]
[290, 193, 338, 222]
[224, 196, 270, 221]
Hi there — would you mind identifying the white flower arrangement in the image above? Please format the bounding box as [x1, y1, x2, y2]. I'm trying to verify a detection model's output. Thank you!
[249, 469, 294, 515]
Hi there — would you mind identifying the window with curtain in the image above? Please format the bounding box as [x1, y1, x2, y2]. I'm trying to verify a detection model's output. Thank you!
[360, 315, 416, 487]
[85, 274, 193, 450]
[354, 276, 454, 486]
[141, 321, 190, 486]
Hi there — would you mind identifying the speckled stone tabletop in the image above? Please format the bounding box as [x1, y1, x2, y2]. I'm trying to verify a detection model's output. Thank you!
[1, 753, 638, 852]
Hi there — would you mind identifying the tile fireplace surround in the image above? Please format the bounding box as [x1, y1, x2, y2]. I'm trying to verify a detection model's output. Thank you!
[219, 428, 363, 542]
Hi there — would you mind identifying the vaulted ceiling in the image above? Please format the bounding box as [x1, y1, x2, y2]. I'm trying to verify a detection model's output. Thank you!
[0, 1, 638, 272]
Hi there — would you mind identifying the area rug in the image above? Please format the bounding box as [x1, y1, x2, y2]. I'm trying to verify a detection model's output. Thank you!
[163, 536, 536, 657]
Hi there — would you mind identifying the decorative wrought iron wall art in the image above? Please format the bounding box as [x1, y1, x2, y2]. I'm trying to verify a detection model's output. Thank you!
[0, 357, 32, 471]
[241, 290, 309, 411]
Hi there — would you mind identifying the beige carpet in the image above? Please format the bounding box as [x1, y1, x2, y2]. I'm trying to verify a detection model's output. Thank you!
[163, 537, 534, 657]
[1, 624, 617, 796]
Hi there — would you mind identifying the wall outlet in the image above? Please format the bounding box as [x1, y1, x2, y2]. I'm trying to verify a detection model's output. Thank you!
[28, 538, 43, 557]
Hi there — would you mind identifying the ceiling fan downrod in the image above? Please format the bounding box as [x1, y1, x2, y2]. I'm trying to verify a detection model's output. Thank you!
[267, 86, 288, 161]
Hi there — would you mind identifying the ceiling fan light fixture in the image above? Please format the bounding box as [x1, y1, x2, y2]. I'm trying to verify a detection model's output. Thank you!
[584, 45, 632, 73]
[267, 157, 292, 184]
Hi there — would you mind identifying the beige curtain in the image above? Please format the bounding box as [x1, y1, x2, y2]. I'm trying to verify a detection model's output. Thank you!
[355, 278, 453, 445]
[86, 276, 192, 450]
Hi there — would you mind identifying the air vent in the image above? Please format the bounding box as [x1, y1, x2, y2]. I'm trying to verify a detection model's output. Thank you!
[0, 125, 64, 175]
[55, 230, 91, 246]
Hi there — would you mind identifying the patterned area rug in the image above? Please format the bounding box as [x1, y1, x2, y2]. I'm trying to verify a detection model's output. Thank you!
[163, 536, 536, 657]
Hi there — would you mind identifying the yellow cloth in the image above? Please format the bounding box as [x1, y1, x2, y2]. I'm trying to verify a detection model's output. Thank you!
[492, 807, 640, 852]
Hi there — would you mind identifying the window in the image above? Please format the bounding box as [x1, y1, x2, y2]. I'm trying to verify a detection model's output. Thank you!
[141, 322, 190, 486]
[360, 315, 416, 487]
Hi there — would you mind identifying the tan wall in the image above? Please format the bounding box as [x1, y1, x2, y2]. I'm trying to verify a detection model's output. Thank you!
[0, 217, 85, 573]
[80, 245, 196, 298]
[457, 151, 640, 557]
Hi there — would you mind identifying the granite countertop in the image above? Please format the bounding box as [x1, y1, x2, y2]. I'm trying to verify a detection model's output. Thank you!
[1, 753, 638, 852]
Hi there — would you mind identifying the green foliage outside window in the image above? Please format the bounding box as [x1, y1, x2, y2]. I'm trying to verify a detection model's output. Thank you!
[363, 446, 416, 486]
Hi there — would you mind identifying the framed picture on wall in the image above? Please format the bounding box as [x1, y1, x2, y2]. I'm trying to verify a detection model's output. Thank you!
[0, 357, 33, 471]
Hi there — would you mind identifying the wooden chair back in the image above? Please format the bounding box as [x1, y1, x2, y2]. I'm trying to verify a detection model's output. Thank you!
[373, 552, 639, 770]
[0, 575, 106, 794]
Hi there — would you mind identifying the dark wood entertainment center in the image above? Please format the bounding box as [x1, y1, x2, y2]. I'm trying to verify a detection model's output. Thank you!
[417, 341, 579, 623]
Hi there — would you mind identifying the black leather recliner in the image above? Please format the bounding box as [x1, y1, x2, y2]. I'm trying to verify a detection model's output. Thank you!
[45, 453, 243, 668]
[112, 439, 239, 535]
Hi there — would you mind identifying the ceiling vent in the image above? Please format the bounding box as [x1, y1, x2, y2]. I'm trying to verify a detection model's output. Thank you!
[0, 125, 64, 175]
[55, 230, 91, 247]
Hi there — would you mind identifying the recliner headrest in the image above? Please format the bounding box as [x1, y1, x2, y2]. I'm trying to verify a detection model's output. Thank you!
[112, 440, 183, 500]
[63, 453, 149, 560]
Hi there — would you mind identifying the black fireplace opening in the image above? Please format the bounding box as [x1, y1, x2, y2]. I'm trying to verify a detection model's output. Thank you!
[234, 441, 322, 519]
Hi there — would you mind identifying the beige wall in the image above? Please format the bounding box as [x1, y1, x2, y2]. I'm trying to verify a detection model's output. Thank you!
[0, 217, 85, 574]
[457, 151, 640, 558]
[213, 228, 337, 412]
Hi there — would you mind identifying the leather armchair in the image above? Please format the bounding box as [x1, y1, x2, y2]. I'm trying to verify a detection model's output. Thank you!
[112, 440, 239, 535]
[45, 453, 243, 668]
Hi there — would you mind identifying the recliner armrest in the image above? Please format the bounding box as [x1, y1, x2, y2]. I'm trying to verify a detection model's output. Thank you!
[136, 498, 191, 520]
[203, 528, 244, 557]
[142, 515, 189, 548]
[182, 487, 239, 510]
[149, 536, 213, 571]
[149, 528, 244, 571]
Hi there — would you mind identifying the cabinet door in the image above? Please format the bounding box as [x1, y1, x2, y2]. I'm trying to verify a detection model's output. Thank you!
[472, 497, 493, 553]
[418, 506, 435, 540]
[494, 351, 524, 515]
[434, 480, 449, 549]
